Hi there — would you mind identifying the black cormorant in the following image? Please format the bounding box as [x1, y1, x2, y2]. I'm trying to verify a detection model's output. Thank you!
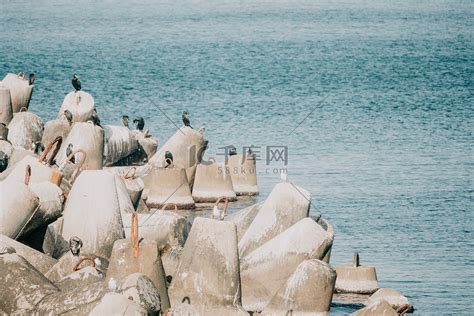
[164, 150, 174, 168]
[91, 111, 101, 127]
[229, 145, 237, 156]
[69, 236, 83, 256]
[63, 110, 73, 124]
[66, 143, 75, 163]
[121, 115, 129, 128]
[182, 111, 192, 128]
[72, 74, 81, 92]
[28, 73, 35, 85]
[133, 117, 145, 131]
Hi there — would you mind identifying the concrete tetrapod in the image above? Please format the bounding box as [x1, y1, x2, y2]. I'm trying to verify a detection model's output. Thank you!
[142, 166, 195, 209]
[20, 181, 64, 237]
[239, 182, 311, 257]
[122, 211, 189, 248]
[41, 118, 72, 149]
[1, 73, 34, 113]
[131, 129, 158, 163]
[240, 217, 332, 312]
[0, 86, 13, 125]
[0, 175, 39, 239]
[229, 201, 264, 241]
[105, 166, 144, 210]
[103, 124, 139, 166]
[364, 288, 414, 313]
[106, 238, 170, 311]
[149, 126, 207, 186]
[56, 121, 104, 170]
[37, 273, 161, 314]
[335, 252, 378, 294]
[262, 259, 336, 315]
[0, 253, 59, 314]
[58, 90, 95, 123]
[60, 171, 128, 258]
[7, 111, 44, 151]
[192, 160, 237, 202]
[0, 234, 57, 274]
[90, 293, 148, 316]
[168, 217, 247, 315]
[352, 299, 398, 316]
[226, 154, 258, 196]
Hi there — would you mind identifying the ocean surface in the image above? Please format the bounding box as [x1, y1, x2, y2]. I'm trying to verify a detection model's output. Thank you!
[1, 0, 473, 314]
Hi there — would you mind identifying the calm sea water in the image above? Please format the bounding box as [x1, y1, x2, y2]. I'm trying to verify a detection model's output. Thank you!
[1, 0, 473, 314]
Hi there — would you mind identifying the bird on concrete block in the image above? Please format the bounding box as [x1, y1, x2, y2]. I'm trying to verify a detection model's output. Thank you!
[133, 117, 145, 132]
[228, 145, 237, 156]
[182, 111, 192, 128]
[72, 74, 81, 92]
[18, 72, 25, 79]
[66, 143, 75, 163]
[164, 150, 174, 168]
[121, 115, 129, 128]
[28, 73, 35, 85]
[63, 109, 73, 124]
[0, 151, 8, 173]
[69, 236, 83, 257]
[91, 110, 101, 127]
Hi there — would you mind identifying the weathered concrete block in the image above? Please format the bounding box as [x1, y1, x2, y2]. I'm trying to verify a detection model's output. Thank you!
[38, 273, 161, 314]
[262, 259, 336, 315]
[58, 91, 95, 123]
[169, 217, 246, 315]
[229, 201, 264, 241]
[0, 234, 57, 274]
[364, 288, 413, 313]
[131, 130, 158, 163]
[0, 179, 39, 238]
[122, 211, 189, 248]
[142, 166, 195, 209]
[335, 253, 378, 294]
[1, 73, 34, 113]
[7, 111, 44, 151]
[105, 166, 144, 209]
[60, 171, 127, 258]
[90, 293, 147, 315]
[103, 125, 139, 166]
[56, 265, 105, 291]
[226, 154, 258, 196]
[0, 86, 13, 125]
[149, 126, 207, 186]
[192, 160, 237, 202]
[352, 299, 398, 316]
[239, 182, 310, 257]
[20, 181, 64, 237]
[240, 218, 331, 311]
[42, 118, 72, 149]
[0, 253, 59, 314]
[105, 238, 170, 311]
[45, 252, 108, 283]
[55, 122, 104, 171]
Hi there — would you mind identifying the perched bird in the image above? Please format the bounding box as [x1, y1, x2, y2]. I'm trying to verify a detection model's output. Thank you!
[182, 111, 192, 128]
[66, 143, 75, 163]
[18, 72, 25, 79]
[91, 111, 101, 127]
[69, 236, 83, 256]
[33, 141, 44, 155]
[63, 109, 73, 124]
[72, 74, 81, 92]
[121, 115, 129, 128]
[28, 73, 35, 85]
[164, 150, 174, 168]
[133, 117, 145, 131]
[228, 145, 237, 156]
[0, 151, 8, 173]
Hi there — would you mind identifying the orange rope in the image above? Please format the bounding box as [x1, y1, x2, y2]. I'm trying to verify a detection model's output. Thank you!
[131, 213, 139, 258]
[161, 203, 178, 211]
[38, 136, 62, 165]
[124, 167, 136, 179]
[71, 256, 96, 272]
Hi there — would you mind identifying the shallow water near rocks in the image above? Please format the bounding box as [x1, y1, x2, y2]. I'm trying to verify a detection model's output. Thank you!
[1, 0, 473, 314]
